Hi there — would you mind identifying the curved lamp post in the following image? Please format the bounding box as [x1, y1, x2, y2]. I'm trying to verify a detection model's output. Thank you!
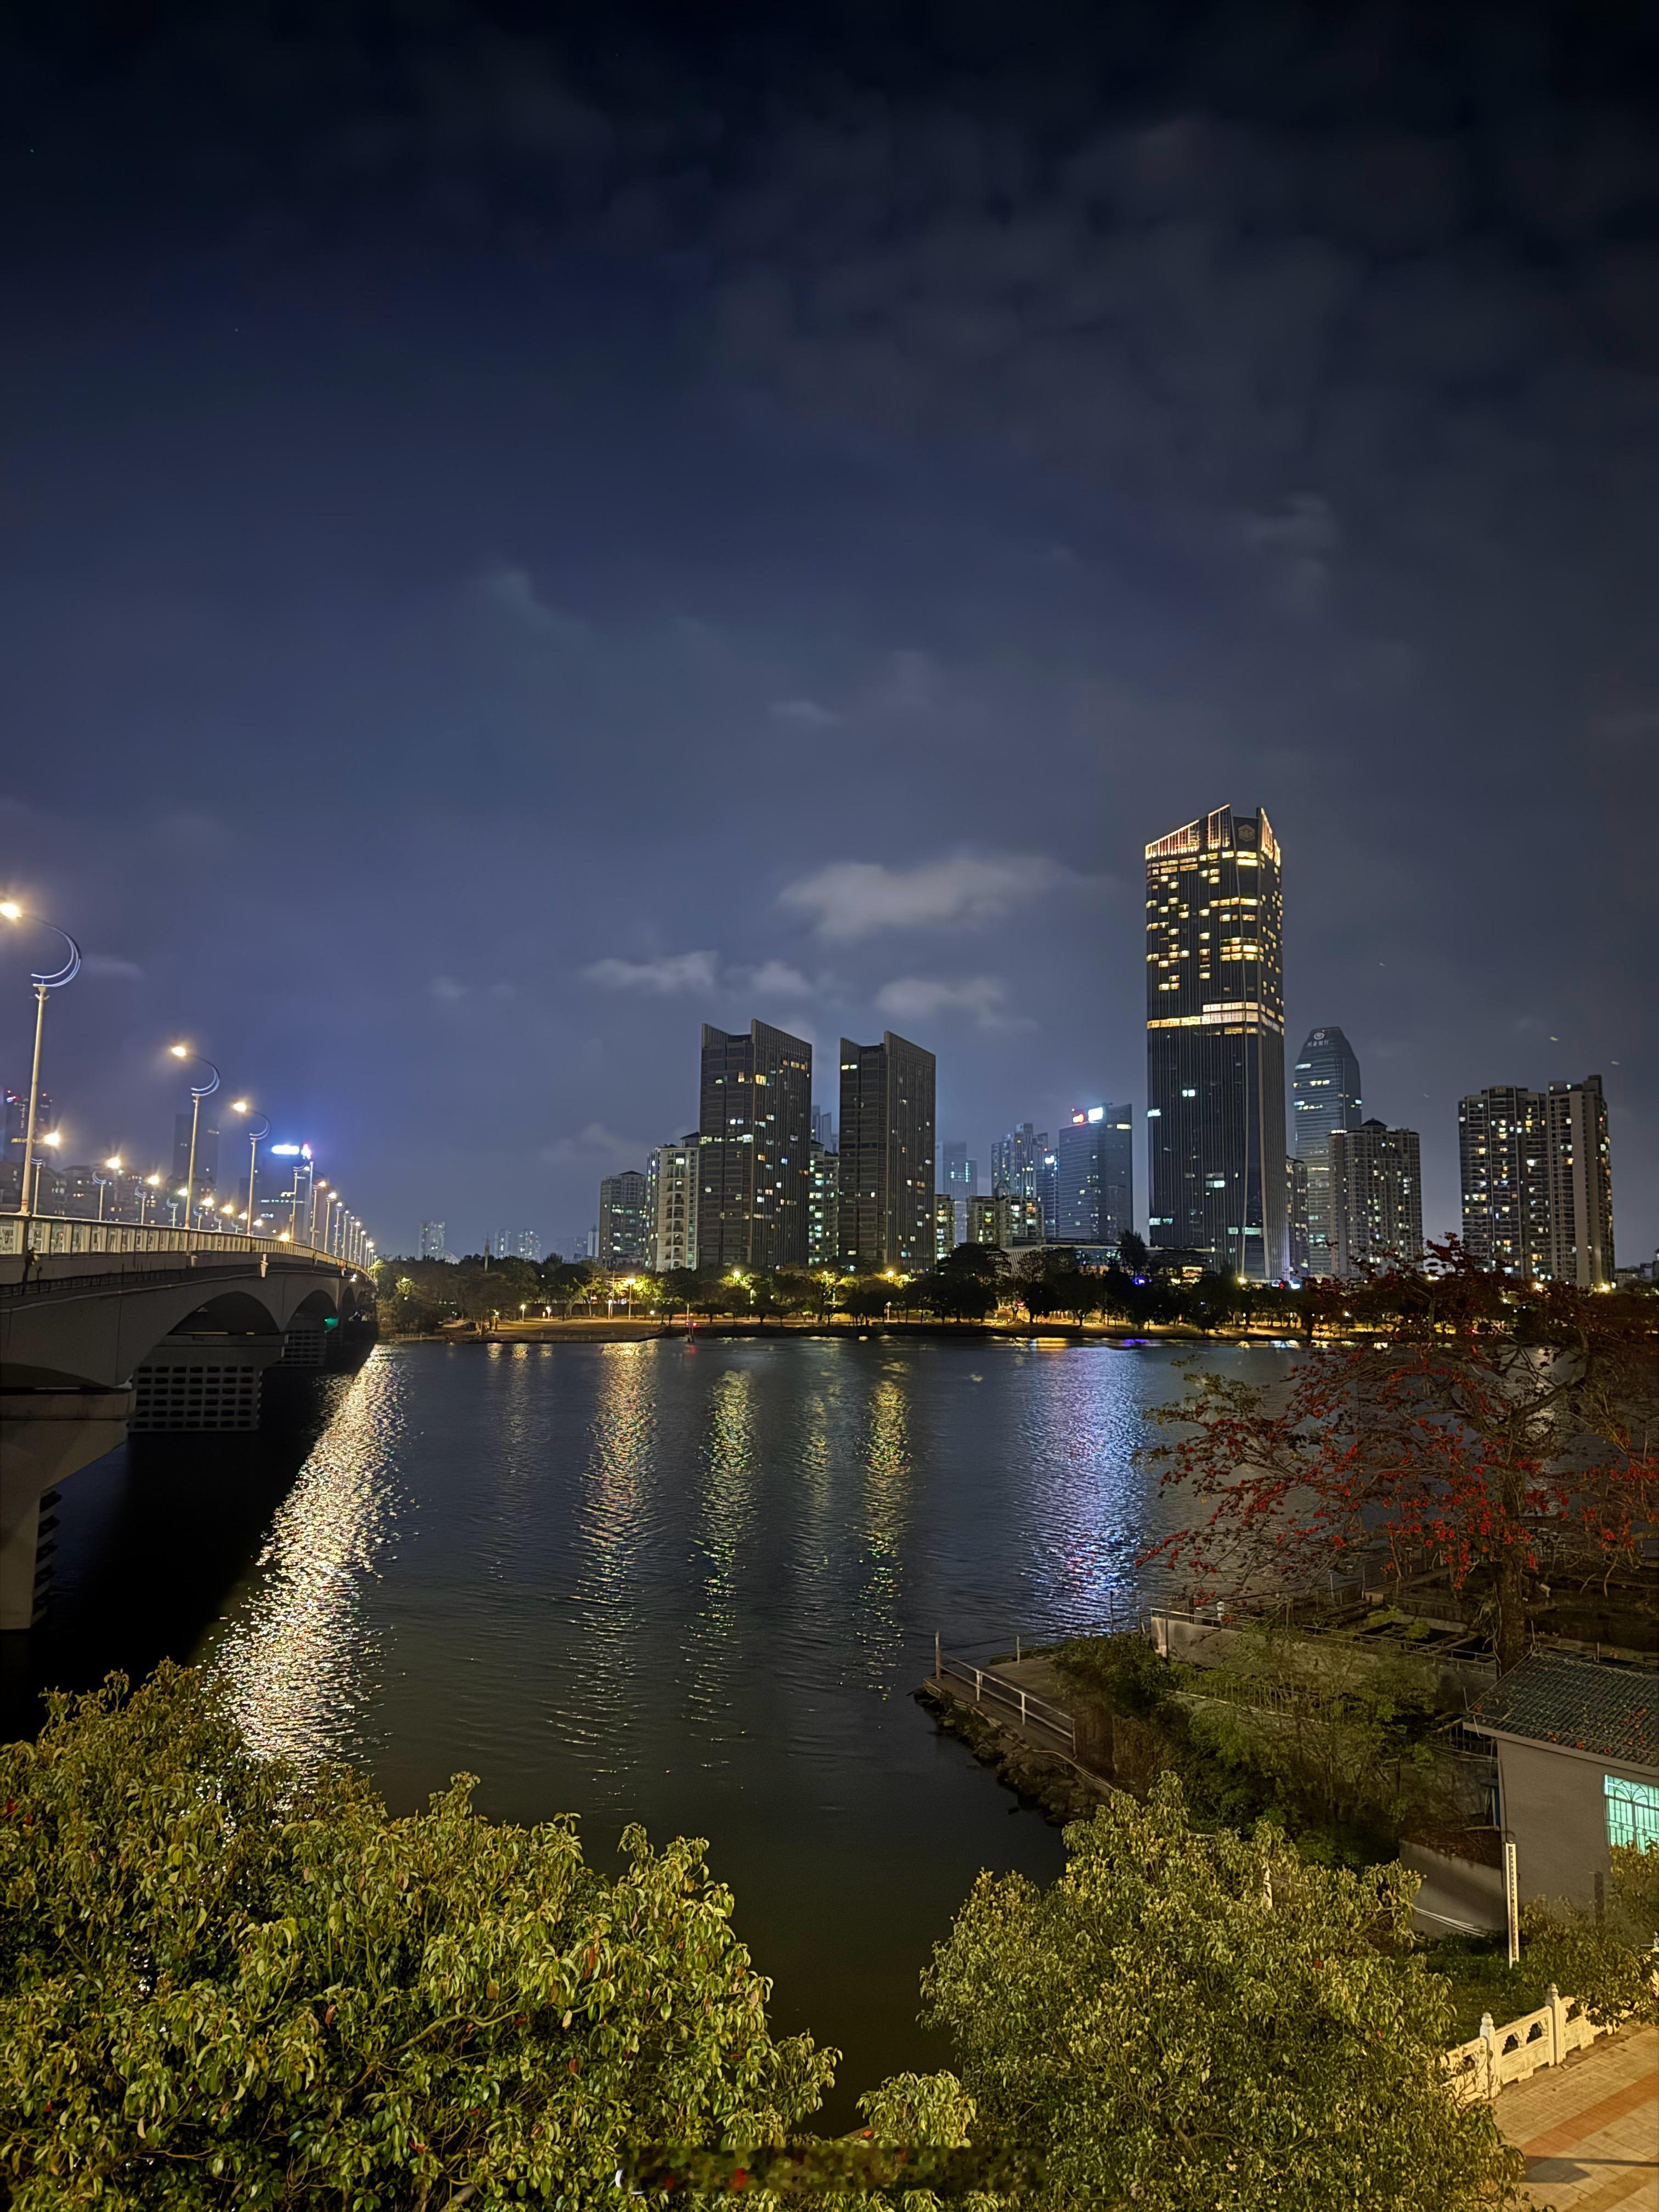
[96, 1154, 123, 1222]
[169, 1046, 220, 1229]
[230, 1103, 270, 1237]
[1, 902, 81, 1218]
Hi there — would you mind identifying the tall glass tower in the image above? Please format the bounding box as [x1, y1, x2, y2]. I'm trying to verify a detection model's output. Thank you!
[1145, 804, 1286, 1279]
[1291, 1024, 1363, 1276]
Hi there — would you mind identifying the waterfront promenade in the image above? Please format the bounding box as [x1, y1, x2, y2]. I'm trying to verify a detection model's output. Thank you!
[1498, 2025, 1658, 2209]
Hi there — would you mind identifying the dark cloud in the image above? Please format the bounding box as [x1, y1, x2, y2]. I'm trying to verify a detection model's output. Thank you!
[2, 1, 1655, 1254]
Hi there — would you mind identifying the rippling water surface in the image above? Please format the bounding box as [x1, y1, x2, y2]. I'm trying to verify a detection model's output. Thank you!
[25, 1332, 1297, 2117]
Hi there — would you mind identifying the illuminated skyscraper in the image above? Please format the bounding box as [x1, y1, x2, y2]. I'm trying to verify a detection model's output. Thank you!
[696, 1020, 812, 1270]
[838, 1031, 936, 1272]
[1145, 804, 1286, 1279]
[648, 1139, 699, 1272]
[1291, 1025, 1363, 1276]
[419, 1220, 446, 1260]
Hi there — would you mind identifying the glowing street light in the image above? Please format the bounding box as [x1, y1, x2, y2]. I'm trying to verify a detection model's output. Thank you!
[139, 1170, 164, 1226]
[169, 1045, 219, 1228]
[1, 900, 81, 1219]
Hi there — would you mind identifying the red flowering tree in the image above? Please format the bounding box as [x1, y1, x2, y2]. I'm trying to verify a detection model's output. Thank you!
[1143, 1244, 1659, 1668]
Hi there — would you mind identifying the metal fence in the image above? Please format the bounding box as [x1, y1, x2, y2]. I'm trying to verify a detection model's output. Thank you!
[0, 1214, 340, 1263]
[932, 1645, 1078, 1756]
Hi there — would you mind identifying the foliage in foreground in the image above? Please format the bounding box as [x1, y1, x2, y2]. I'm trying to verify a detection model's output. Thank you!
[923, 1778, 1520, 2211]
[0, 1668, 834, 2209]
[2, 1672, 1532, 2210]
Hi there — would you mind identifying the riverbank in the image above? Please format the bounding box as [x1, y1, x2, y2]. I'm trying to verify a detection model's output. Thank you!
[382, 1315, 1308, 1347]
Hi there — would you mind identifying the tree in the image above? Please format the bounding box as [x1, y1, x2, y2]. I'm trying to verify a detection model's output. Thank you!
[0, 1668, 836, 2209]
[1116, 1229, 1150, 1276]
[921, 1778, 1519, 2211]
[1145, 1245, 1659, 1667]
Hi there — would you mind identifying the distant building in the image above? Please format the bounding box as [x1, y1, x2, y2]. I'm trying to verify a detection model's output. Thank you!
[4, 1087, 55, 1153]
[966, 1193, 1043, 1251]
[1286, 1158, 1310, 1276]
[494, 1228, 543, 1262]
[809, 1141, 839, 1267]
[941, 1140, 977, 1244]
[991, 1123, 1048, 1203]
[813, 1108, 835, 1150]
[419, 1220, 447, 1261]
[933, 1190, 957, 1260]
[1146, 804, 1286, 1279]
[598, 1171, 652, 1271]
[1036, 1147, 1059, 1239]
[1054, 1106, 1133, 1246]
[172, 1109, 220, 1194]
[1291, 1026, 1363, 1276]
[1328, 1121, 1423, 1276]
[839, 1031, 936, 1273]
[1459, 1076, 1613, 1286]
[696, 1020, 813, 1271]
[648, 1140, 699, 1272]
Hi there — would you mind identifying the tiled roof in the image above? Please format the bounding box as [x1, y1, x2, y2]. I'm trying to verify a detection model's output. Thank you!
[1468, 1654, 1659, 1769]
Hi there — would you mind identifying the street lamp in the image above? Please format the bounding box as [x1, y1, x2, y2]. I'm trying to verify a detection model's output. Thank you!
[230, 1102, 270, 1240]
[309, 1179, 329, 1249]
[140, 1171, 163, 1226]
[169, 1046, 219, 1228]
[97, 1154, 123, 1222]
[1, 901, 81, 1219]
[31, 1128, 63, 1213]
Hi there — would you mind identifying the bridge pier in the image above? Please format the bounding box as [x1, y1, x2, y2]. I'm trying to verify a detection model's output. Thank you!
[0, 1388, 133, 1632]
[131, 1334, 288, 1432]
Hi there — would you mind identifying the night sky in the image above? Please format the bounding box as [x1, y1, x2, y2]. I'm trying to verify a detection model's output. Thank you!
[4, 3, 1656, 1261]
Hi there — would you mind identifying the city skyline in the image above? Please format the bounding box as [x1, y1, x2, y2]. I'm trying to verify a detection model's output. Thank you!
[5, 8, 1654, 1265]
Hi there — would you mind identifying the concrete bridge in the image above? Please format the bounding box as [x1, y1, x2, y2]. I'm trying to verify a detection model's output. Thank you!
[0, 1216, 373, 1632]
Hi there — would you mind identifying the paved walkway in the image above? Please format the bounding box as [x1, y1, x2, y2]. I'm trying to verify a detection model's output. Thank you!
[1496, 2025, 1658, 2210]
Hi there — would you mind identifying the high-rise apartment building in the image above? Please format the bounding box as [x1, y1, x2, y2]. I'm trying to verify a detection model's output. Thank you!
[419, 1220, 447, 1261]
[696, 1020, 812, 1271]
[648, 1140, 699, 1272]
[933, 1190, 957, 1260]
[1459, 1077, 1613, 1286]
[597, 1171, 652, 1271]
[1291, 1025, 1363, 1277]
[809, 1141, 839, 1267]
[1146, 804, 1286, 1279]
[1054, 1106, 1134, 1246]
[991, 1124, 1048, 1203]
[838, 1032, 936, 1273]
[813, 1108, 835, 1150]
[1329, 1121, 1423, 1277]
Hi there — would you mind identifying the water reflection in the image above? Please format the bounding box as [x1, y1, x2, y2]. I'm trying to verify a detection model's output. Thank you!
[565, 1345, 657, 1785]
[208, 1351, 404, 1773]
[857, 1375, 910, 1688]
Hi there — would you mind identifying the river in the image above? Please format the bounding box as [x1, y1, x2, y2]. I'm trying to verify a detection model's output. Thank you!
[6, 1331, 1297, 2121]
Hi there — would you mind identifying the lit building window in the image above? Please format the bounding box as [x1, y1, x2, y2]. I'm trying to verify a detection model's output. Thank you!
[1605, 1773, 1659, 1850]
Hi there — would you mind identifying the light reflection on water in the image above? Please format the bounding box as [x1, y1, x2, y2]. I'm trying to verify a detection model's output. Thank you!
[196, 1333, 1296, 2118]
[207, 1352, 405, 1772]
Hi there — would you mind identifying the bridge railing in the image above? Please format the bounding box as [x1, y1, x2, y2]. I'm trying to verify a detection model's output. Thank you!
[0, 1215, 353, 1266]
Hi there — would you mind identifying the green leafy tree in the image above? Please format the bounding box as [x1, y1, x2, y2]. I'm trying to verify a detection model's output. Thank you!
[1520, 1842, 1659, 2028]
[921, 1778, 1520, 2211]
[0, 1669, 835, 2210]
